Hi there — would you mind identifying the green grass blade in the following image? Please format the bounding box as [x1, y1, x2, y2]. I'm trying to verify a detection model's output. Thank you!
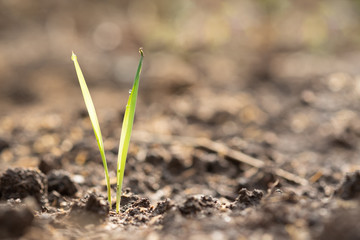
[71, 52, 112, 206]
[116, 48, 144, 213]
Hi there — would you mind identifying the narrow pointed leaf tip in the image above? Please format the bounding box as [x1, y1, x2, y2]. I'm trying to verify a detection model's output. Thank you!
[71, 51, 77, 61]
[139, 47, 144, 56]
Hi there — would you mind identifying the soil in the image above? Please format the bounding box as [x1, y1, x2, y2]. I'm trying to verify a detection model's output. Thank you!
[1, 1, 360, 239]
[0, 105, 360, 239]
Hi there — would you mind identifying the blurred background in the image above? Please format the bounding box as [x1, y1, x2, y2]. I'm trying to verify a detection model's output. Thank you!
[1, 0, 360, 140]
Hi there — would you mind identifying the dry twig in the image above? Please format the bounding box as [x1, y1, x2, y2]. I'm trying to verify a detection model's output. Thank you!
[132, 131, 309, 186]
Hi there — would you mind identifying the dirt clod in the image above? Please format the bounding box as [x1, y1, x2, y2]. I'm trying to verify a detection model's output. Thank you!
[0, 168, 47, 205]
[145, 151, 165, 165]
[38, 154, 61, 174]
[0, 139, 10, 153]
[0, 204, 34, 239]
[167, 157, 186, 175]
[334, 171, 360, 200]
[152, 198, 174, 216]
[119, 190, 140, 207]
[69, 193, 109, 225]
[122, 197, 153, 225]
[230, 188, 263, 210]
[132, 198, 151, 208]
[179, 195, 219, 216]
[47, 170, 77, 197]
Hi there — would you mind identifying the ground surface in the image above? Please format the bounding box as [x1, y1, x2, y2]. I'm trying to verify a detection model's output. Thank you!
[1, 71, 360, 239]
[1, 1, 360, 239]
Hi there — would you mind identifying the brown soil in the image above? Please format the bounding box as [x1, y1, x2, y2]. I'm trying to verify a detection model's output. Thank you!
[1, 1, 360, 239]
[0, 104, 360, 239]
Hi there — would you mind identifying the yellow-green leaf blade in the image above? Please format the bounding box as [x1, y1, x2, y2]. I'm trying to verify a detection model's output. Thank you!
[71, 52, 111, 206]
[116, 48, 144, 213]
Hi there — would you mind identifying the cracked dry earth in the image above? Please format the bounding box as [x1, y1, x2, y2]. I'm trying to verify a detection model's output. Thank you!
[1, 72, 360, 240]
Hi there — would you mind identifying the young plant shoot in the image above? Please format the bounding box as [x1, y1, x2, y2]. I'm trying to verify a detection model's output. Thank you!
[71, 49, 144, 213]
[71, 52, 112, 206]
[116, 49, 144, 213]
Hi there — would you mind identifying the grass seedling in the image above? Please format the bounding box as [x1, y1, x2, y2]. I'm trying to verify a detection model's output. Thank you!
[116, 49, 144, 213]
[71, 52, 111, 206]
[71, 49, 144, 213]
